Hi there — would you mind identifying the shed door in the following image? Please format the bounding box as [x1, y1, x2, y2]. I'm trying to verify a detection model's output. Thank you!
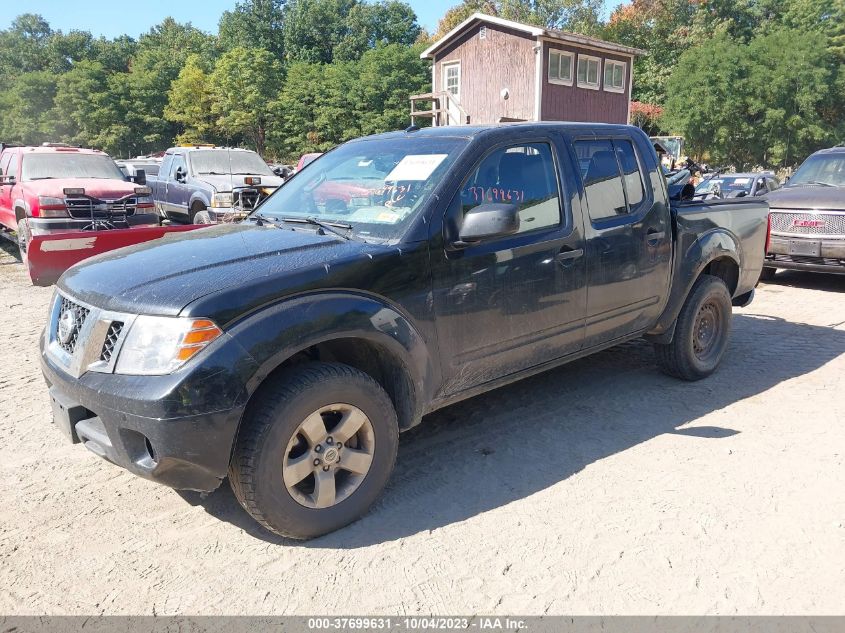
[442, 62, 461, 125]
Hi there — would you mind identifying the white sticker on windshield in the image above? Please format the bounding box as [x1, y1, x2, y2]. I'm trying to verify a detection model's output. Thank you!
[733, 178, 750, 185]
[385, 154, 448, 181]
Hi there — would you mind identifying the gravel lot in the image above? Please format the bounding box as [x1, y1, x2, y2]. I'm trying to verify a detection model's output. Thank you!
[1, 241, 844, 615]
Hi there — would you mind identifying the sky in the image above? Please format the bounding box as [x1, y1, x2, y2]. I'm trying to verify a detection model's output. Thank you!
[3, 0, 624, 40]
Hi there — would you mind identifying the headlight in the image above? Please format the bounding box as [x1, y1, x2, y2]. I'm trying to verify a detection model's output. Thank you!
[37, 196, 69, 218]
[114, 316, 223, 375]
[211, 193, 233, 208]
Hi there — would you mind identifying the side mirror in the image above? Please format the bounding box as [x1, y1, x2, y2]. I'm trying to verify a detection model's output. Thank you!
[133, 169, 147, 186]
[175, 167, 186, 183]
[456, 203, 520, 246]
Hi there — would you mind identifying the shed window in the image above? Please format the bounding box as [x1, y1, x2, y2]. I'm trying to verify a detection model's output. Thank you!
[577, 55, 601, 90]
[604, 60, 626, 93]
[548, 50, 573, 85]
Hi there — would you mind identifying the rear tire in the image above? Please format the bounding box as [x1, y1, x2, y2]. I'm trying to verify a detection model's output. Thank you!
[229, 362, 399, 539]
[654, 274, 732, 381]
[758, 266, 777, 282]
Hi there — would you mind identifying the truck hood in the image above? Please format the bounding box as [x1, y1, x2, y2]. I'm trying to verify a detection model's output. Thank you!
[58, 224, 381, 317]
[765, 185, 845, 211]
[195, 174, 284, 192]
[23, 178, 139, 199]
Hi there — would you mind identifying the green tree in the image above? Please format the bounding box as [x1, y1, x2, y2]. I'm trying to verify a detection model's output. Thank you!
[354, 43, 431, 135]
[0, 71, 58, 144]
[283, 0, 358, 63]
[663, 29, 843, 168]
[210, 46, 283, 153]
[164, 54, 216, 144]
[334, 1, 422, 60]
[218, 0, 286, 58]
[0, 14, 54, 79]
[270, 61, 327, 157]
[434, 0, 605, 39]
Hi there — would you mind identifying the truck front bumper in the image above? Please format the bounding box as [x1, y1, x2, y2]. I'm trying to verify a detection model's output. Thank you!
[767, 234, 845, 274]
[29, 213, 160, 235]
[40, 326, 256, 492]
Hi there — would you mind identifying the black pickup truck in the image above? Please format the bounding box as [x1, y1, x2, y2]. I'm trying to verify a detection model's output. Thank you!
[41, 123, 769, 539]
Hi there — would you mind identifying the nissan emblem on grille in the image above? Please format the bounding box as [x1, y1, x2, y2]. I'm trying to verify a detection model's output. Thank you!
[55, 296, 90, 354]
[57, 309, 78, 345]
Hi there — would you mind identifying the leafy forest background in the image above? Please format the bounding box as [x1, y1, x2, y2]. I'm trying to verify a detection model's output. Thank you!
[1, 0, 843, 167]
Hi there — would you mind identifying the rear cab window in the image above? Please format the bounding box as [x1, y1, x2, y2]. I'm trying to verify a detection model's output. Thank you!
[460, 142, 562, 235]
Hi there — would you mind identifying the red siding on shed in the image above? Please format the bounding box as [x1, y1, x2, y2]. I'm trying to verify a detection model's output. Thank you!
[540, 41, 631, 124]
[434, 24, 536, 124]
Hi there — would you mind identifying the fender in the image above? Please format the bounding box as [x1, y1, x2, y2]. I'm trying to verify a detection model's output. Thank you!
[14, 199, 28, 220]
[189, 191, 211, 209]
[647, 228, 741, 339]
[224, 291, 438, 430]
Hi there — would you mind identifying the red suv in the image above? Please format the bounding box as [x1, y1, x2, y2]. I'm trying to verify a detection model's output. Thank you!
[0, 144, 158, 261]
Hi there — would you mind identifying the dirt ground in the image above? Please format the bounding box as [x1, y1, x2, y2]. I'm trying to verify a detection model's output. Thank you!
[1, 241, 844, 615]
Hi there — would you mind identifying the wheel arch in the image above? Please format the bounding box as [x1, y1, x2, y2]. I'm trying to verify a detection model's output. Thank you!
[646, 229, 741, 343]
[189, 193, 209, 210]
[224, 292, 437, 444]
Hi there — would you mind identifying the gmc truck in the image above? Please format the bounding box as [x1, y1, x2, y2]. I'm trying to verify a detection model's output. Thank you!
[40, 124, 769, 539]
[761, 146, 845, 278]
[149, 146, 284, 224]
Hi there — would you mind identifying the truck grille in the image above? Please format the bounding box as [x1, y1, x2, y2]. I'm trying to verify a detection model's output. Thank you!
[233, 187, 270, 212]
[769, 210, 845, 235]
[65, 196, 139, 220]
[99, 322, 124, 362]
[56, 296, 90, 354]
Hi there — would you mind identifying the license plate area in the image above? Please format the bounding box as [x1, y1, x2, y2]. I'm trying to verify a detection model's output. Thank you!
[788, 239, 821, 257]
[49, 386, 90, 444]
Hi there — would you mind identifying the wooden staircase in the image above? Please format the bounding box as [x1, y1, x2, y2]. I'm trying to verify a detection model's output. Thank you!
[409, 92, 471, 127]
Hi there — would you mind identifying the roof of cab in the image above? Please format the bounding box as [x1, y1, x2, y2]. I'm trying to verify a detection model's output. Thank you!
[6, 144, 106, 155]
[354, 121, 639, 143]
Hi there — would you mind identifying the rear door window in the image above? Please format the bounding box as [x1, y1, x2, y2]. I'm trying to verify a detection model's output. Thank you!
[460, 142, 561, 235]
[614, 139, 645, 209]
[575, 140, 627, 220]
[575, 138, 647, 220]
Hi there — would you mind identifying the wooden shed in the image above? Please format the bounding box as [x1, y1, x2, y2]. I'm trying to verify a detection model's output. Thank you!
[412, 13, 645, 127]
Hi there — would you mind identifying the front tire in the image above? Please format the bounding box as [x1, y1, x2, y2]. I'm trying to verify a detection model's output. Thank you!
[654, 274, 732, 381]
[193, 210, 214, 224]
[229, 362, 399, 539]
[16, 218, 30, 268]
[189, 203, 206, 224]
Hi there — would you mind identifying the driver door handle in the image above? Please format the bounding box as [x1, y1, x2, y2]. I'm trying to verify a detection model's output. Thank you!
[555, 247, 583, 265]
[646, 229, 665, 246]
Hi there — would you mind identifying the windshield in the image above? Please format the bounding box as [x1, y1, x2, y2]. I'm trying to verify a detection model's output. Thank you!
[252, 136, 468, 241]
[789, 153, 845, 186]
[696, 176, 754, 194]
[21, 153, 125, 181]
[190, 150, 274, 176]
